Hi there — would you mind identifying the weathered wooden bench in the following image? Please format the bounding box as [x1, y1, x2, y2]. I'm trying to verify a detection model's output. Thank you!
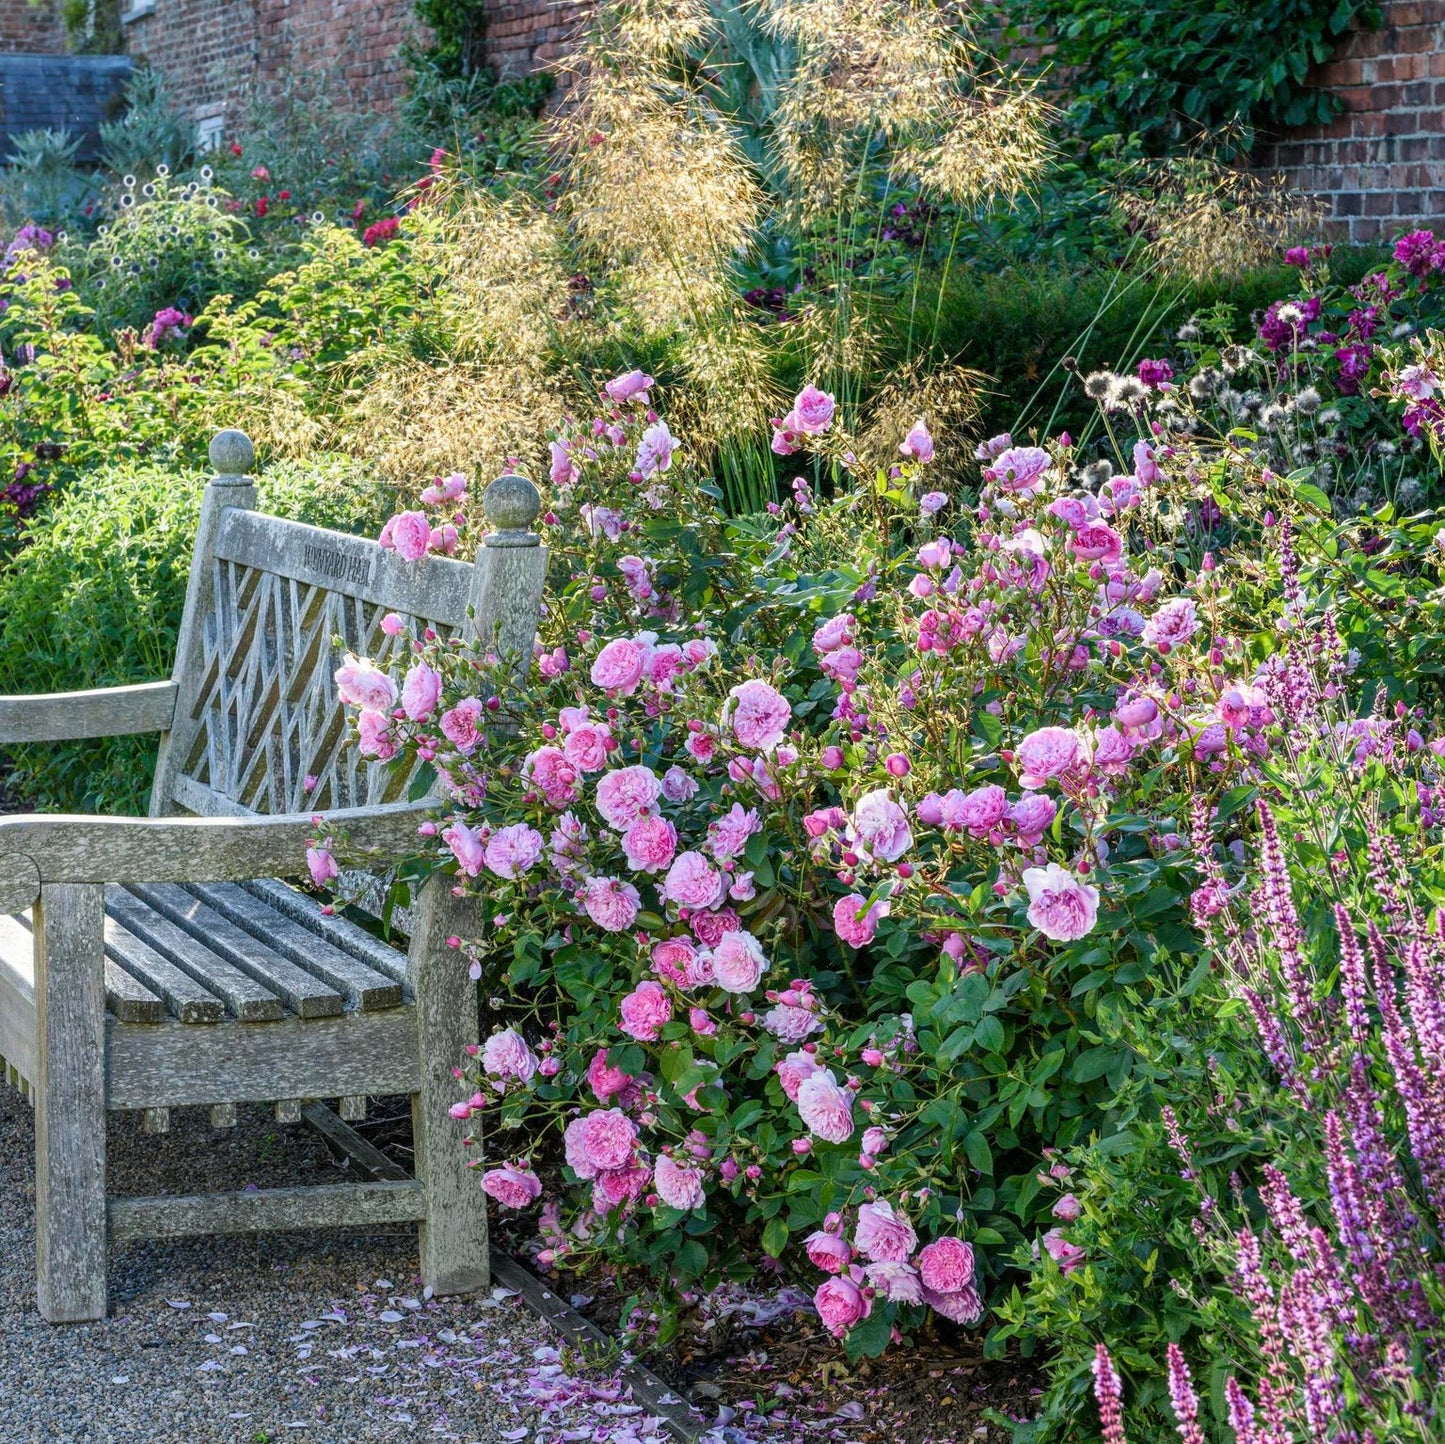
[0, 430, 546, 1322]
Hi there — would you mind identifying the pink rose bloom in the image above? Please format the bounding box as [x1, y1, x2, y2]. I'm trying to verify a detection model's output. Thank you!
[583, 876, 642, 932]
[861, 1125, 888, 1157]
[917, 1236, 975, 1294]
[549, 439, 579, 487]
[651, 935, 698, 983]
[619, 980, 672, 1041]
[777, 1048, 823, 1101]
[1099, 474, 1141, 516]
[622, 814, 678, 874]
[306, 846, 338, 888]
[899, 421, 934, 462]
[605, 368, 654, 404]
[356, 709, 395, 760]
[595, 764, 662, 830]
[524, 746, 580, 807]
[692, 907, 739, 947]
[442, 820, 485, 876]
[661, 765, 698, 802]
[812, 613, 854, 654]
[1142, 597, 1200, 651]
[854, 1200, 918, 1263]
[1016, 726, 1081, 789]
[866, 1261, 925, 1305]
[1052, 1193, 1082, 1222]
[1069, 523, 1123, 566]
[635, 419, 676, 477]
[485, 823, 544, 880]
[771, 425, 799, 456]
[654, 1154, 705, 1211]
[591, 637, 650, 694]
[1133, 438, 1162, 484]
[792, 384, 836, 435]
[440, 698, 485, 754]
[711, 929, 767, 993]
[706, 802, 761, 863]
[592, 1158, 652, 1214]
[336, 655, 398, 712]
[482, 1164, 542, 1209]
[564, 1108, 637, 1179]
[1093, 724, 1134, 775]
[587, 1048, 630, 1103]
[850, 789, 912, 862]
[797, 1069, 854, 1143]
[819, 645, 863, 686]
[923, 1283, 983, 1323]
[985, 445, 1050, 493]
[481, 1028, 539, 1082]
[953, 784, 1009, 836]
[1217, 682, 1267, 730]
[646, 643, 686, 691]
[920, 490, 947, 515]
[1022, 863, 1100, 942]
[917, 538, 952, 569]
[563, 722, 612, 773]
[1043, 1227, 1086, 1274]
[400, 661, 442, 721]
[833, 893, 887, 948]
[1007, 793, 1057, 846]
[764, 1001, 822, 1043]
[726, 680, 792, 751]
[662, 851, 725, 911]
[814, 1276, 868, 1337]
[388, 511, 432, 562]
[805, 1230, 853, 1274]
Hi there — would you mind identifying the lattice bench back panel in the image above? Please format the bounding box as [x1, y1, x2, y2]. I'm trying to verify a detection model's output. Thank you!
[170, 509, 474, 819]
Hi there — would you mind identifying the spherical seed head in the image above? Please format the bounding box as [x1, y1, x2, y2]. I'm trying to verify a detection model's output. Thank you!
[484, 473, 540, 533]
[209, 429, 255, 476]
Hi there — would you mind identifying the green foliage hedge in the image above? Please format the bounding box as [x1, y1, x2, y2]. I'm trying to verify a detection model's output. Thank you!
[0, 457, 391, 814]
[997, 0, 1382, 151]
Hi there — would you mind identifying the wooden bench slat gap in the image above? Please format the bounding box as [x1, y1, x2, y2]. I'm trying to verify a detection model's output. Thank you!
[106, 887, 283, 1022]
[127, 883, 344, 1019]
[242, 878, 411, 987]
[186, 883, 403, 1011]
[102, 915, 226, 1025]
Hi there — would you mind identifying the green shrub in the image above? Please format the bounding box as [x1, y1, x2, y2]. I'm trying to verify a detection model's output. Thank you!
[0, 456, 392, 813]
[995, 0, 1382, 152]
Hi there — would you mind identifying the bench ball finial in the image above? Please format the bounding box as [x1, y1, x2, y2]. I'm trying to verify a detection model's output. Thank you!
[482, 473, 541, 546]
[210, 428, 255, 477]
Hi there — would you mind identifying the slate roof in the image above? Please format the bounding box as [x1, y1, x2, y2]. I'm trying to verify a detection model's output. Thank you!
[0, 54, 131, 164]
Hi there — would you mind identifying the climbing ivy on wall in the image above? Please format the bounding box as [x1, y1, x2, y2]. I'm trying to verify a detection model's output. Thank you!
[994, 0, 1383, 152]
[412, 0, 489, 78]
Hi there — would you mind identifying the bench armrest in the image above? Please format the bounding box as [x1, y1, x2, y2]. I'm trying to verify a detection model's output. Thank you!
[0, 800, 433, 911]
[0, 681, 178, 745]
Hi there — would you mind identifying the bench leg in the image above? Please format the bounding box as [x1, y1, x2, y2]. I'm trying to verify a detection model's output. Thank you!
[34, 883, 108, 1323]
[408, 877, 489, 1297]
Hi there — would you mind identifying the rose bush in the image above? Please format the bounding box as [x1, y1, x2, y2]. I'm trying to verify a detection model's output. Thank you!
[320, 361, 1321, 1356]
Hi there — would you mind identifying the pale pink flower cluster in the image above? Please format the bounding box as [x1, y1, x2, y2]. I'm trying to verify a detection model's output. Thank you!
[1022, 862, 1100, 941]
[771, 384, 835, 455]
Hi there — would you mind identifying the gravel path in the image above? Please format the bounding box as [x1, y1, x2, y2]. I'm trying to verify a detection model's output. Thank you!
[0, 1087, 680, 1444]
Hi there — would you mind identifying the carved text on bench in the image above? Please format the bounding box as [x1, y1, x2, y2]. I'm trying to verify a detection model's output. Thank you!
[302, 544, 373, 587]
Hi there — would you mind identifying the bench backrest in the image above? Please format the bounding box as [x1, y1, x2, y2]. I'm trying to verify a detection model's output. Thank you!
[149, 430, 546, 821]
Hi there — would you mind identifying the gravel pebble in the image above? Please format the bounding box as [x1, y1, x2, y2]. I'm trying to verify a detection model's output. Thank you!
[0, 1088, 679, 1444]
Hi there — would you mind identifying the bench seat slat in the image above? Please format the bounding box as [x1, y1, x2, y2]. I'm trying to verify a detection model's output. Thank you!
[187, 883, 403, 1011]
[106, 887, 282, 1022]
[103, 914, 226, 1024]
[242, 878, 411, 987]
[6, 911, 166, 1023]
[129, 883, 344, 1019]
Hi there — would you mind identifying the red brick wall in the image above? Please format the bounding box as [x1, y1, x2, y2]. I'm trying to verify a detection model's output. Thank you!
[1252, 0, 1445, 242]
[484, 0, 590, 81]
[122, 0, 421, 129]
[0, 0, 69, 53]
[256, 0, 423, 108]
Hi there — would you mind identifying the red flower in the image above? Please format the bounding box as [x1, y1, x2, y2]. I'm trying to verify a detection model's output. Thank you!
[229, 141, 242, 156]
[351, 199, 366, 222]
[255, 195, 269, 217]
[278, 189, 291, 200]
[362, 216, 400, 247]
